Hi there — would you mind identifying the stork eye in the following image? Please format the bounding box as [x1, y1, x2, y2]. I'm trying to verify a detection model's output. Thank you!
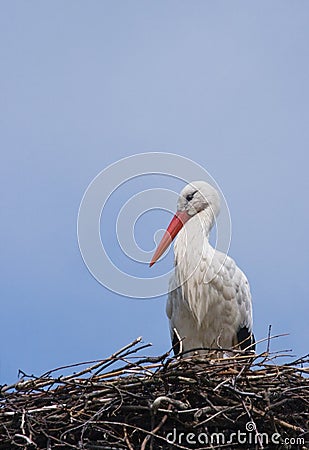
[186, 191, 197, 202]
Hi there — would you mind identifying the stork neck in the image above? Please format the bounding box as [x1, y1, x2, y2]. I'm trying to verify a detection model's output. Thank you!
[176, 209, 215, 246]
[174, 209, 215, 267]
[191, 208, 215, 237]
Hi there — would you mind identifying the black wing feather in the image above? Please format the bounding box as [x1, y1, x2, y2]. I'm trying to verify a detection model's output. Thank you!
[172, 331, 181, 356]
[237, 326, 255, 352]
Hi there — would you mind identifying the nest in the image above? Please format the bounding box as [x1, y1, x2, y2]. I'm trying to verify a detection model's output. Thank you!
[0, 336, 308, 450]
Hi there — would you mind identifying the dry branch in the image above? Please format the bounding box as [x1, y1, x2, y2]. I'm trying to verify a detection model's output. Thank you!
[0, 338, 308, 450]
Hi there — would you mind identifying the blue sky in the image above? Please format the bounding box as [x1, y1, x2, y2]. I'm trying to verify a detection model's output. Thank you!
[1, 2, 308, 383]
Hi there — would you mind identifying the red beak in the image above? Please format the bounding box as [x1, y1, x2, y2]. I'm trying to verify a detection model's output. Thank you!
[149, 210, 190, 267]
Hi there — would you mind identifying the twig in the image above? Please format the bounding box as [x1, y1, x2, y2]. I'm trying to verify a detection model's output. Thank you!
[0, 334, 307, 450]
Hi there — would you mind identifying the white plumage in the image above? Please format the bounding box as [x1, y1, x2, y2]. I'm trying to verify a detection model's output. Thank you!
[150, 181, 254, 355]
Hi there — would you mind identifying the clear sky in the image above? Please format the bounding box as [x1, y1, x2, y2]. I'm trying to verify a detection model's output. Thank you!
[1, 2, 308, 384]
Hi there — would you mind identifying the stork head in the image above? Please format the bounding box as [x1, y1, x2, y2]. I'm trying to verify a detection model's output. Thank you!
[150, 181, 220, 267]
[177, 181, 220, 218]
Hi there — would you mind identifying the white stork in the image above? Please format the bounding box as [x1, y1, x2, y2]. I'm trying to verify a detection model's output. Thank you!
[150, 181, 255, 356]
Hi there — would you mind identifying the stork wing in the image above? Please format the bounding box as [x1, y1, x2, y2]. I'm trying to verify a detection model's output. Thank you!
[166, 250, 254, 353]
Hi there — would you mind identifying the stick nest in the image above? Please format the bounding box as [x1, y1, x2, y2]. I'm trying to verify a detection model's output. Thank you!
[0, 337, 308, 450]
